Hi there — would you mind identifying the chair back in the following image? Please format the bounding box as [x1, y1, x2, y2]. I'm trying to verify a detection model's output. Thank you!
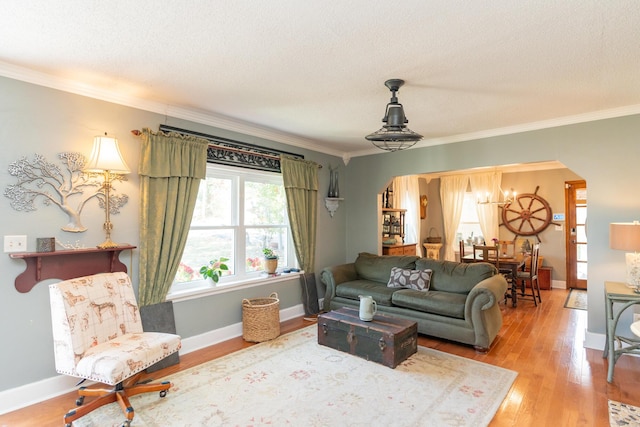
[498, 240, 516, 258]
[49, 272, 143, 376]
[473, 244, 500, 269]
[529, 243, 541, 277]
[459, 240, 466, 260]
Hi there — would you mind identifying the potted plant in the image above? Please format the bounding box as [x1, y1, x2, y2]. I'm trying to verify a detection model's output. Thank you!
[263, 248, 278, 274]
[199, 257, 229, 283]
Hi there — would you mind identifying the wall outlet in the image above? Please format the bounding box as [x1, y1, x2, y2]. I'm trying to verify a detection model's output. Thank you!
[4, 235, 27, 253]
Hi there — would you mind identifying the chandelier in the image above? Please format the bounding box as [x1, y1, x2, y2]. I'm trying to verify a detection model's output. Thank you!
[477, 188, 517, 206]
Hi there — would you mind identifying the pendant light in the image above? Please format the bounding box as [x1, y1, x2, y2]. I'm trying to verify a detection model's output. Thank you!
[365, 79, 423, 151]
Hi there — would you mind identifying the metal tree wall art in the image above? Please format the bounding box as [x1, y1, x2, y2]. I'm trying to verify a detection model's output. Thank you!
[3, 152, 129, 232]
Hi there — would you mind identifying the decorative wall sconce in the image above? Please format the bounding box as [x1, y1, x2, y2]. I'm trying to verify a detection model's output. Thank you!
[610, 221, 640, 292]
[84, 133, 131, 248]
[325, 165, 343, 217]
[325, 197, 343, 217]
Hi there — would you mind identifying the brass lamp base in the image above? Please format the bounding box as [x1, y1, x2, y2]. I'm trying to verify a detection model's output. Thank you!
[96, 239, 120, 249]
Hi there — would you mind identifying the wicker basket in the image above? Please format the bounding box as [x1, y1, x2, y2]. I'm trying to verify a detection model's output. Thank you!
[242, 292, 280, 342]
[426, 227, 442, 243]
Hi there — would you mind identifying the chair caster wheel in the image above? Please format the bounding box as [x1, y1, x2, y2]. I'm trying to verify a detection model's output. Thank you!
[121, 420, 131, 427]
[159, 390, 167, 398]
[65, 424, 72, 427]
[76, 396, 85, 406]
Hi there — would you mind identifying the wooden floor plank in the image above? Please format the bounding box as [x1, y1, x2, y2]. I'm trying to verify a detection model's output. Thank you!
[0, 289, 638, 426]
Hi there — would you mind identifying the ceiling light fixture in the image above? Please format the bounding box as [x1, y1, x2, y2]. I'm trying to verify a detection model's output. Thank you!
[477, 188, 517, 207]
[365, 79, 423, 152]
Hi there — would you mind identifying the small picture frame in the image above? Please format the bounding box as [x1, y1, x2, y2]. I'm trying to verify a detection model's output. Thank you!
[36, 237, 55, 253]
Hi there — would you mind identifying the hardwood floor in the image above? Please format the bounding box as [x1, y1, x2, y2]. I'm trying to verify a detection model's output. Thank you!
[2, 288, 639, 426]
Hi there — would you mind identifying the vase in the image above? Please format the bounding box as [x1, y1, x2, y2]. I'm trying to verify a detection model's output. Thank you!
[328, 170, 339, 198]
[264, 258, 278, 274]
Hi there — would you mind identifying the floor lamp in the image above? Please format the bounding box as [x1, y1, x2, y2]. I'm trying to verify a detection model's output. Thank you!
[610, 221, 640, 293]
[85, 133, 131, 249]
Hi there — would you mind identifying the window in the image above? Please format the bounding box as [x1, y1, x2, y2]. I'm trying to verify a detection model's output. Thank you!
[170, 164, 294, 296]
[456, 192, 484, 252]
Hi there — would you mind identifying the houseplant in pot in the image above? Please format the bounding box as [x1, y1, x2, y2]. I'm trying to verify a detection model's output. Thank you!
[263, 248, 278, 274]
[199, 257, 229, 284]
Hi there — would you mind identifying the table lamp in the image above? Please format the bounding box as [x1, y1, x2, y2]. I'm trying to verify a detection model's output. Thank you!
[84, 133, 131, 248]
[610, 221, 640, 292]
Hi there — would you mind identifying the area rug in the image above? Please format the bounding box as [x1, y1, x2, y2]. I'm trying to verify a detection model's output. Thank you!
[609, 400, 640, 426]
[564, 288, 588, 310]
[74, 326, 517, 427]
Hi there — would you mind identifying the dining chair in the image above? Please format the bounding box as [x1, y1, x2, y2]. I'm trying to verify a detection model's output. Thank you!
[472, 244, 500, 270]
[511, 243, 542, 307]
[49, 272, 182, 427]
[498, 240, 516, 258]
[459, 240, 466, 261]
[496, 239, 517, 284]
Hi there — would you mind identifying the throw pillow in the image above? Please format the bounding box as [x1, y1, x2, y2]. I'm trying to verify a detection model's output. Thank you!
[387, 267, 433, 291]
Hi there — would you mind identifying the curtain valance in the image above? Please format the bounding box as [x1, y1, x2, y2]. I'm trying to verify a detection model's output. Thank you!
[138, 128, 209, 178]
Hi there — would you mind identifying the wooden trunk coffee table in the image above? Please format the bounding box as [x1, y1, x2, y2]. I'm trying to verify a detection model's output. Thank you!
[317, 307, 418, 368]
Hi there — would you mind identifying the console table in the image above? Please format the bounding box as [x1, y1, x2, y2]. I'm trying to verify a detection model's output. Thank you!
[382, 243, 416, 256]
[603, 281, 640, 382]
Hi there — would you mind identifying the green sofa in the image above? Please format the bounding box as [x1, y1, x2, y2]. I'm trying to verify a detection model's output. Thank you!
[320, 252, 508, 352]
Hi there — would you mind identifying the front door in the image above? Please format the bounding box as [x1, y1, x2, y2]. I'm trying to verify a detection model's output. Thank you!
[565, 180, 587, 289]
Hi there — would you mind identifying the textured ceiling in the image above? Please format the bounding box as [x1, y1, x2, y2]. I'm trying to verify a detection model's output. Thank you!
[1, 1, 639, 159]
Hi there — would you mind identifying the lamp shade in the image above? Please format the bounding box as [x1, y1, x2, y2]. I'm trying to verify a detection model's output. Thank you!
[85, 135, 131, 174]
[610, 221, 640, 251]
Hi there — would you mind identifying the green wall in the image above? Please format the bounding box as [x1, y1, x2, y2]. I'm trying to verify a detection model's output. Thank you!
[0, 76, 346, 394]
[1, 73, 638, 399]
[344, 115, 640, 343]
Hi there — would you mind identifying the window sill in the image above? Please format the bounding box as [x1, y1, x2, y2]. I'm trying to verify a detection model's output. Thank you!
[166, 271, 304, 303]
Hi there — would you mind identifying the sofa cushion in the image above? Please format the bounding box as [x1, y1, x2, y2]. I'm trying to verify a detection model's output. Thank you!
[415, 258, 496, 294]
[335, 279, 397, 306]
[354, 252, 419, 284]
[392, 289, 467, 319]
[387, 267, 432, 291]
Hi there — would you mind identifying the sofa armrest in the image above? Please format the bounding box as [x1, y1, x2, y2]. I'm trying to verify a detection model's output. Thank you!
[320, 263, 357, 311]
[465, 274, 508, 313]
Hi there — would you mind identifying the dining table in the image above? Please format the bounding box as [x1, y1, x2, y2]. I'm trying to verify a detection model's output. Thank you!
[461, 253, 525, 307]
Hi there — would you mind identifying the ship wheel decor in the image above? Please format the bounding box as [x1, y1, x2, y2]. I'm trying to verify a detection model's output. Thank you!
[500, 186, 560, 241]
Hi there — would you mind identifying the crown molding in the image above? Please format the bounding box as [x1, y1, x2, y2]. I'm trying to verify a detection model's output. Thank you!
[0, 61, 346, 159]
[2, 61, 639, 162]
[350, 103, 640, 158]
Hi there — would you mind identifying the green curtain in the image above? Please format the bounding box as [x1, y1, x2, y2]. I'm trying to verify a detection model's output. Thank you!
[137, 128, 209, 306]
[281, 156, 319, 273]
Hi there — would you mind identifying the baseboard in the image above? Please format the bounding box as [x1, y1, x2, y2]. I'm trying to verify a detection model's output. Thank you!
[0, 303, 306, 415]
[584, 329, 606, 351]
[551, 279, 566, 290]
[0, 375, 83, 416]
[179, 303, 305, 354]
